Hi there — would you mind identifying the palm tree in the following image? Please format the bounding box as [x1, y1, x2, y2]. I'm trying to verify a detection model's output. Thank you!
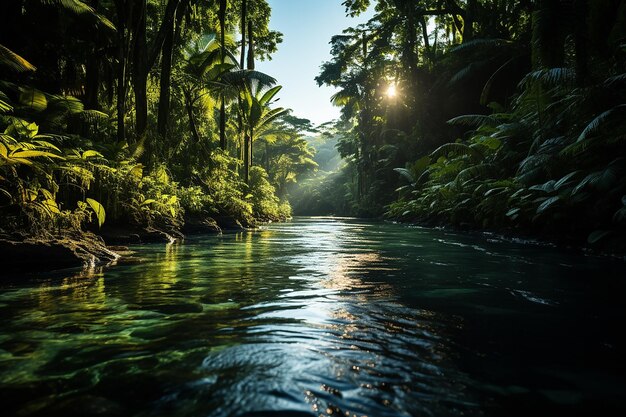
[218, 0, 228, 150]
[239, 84, 288, 183]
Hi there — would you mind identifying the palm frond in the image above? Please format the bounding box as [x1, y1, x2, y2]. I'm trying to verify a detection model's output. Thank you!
[604, 73, 626, 85]
[577, 104, 626, 142]
[448, 60, 489, 85]
[520, 67, 575, 87]
[450, 38, 513, 54]
[0, 44, 36, 73]
[221, 70, 277, 89]
[39, 0, 116, 32]
[0, 90, 13, 113]
[447, 114, 497, 127]
[259, 86, 282, 107]
[331, 87, 359, 106]
[480, 57, 516, 105]
[257, 107, 289, 131]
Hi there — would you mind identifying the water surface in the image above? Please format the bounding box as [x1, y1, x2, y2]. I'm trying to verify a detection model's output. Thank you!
[1, 217, 624, 416]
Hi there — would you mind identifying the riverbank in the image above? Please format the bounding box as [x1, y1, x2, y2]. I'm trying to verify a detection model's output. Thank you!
[388, 215, 626, 260]
[0, 214, 263, 274]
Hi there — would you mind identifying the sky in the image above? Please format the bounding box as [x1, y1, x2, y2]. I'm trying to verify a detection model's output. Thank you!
[256, 0, 375, 126]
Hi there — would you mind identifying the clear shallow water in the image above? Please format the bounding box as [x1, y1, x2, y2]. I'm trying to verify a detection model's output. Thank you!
[0, 217, 624, 417]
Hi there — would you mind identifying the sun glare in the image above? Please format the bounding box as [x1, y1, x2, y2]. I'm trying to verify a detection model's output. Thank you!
[386, 84, 397, 98]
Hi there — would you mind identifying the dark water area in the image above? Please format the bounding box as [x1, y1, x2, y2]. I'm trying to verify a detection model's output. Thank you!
[0, 217, 624, 417]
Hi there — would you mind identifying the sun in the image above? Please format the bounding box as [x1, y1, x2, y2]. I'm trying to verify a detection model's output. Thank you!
[386, 84, 397, 98]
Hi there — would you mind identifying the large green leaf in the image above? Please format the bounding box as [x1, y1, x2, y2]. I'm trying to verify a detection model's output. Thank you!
[259, 86, 282, 106]
[10, 150, 63, 159]
[86, 198, 106, 227]
[536, 196, 560, 214]
[19, 88, 47, 112]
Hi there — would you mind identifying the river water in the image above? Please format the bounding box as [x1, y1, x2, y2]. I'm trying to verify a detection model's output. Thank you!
[0, 217, 624, 417]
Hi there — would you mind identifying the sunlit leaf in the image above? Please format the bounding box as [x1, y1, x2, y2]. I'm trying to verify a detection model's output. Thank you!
[82, 150, 104, 159]
[10, 150, 63, 159]
[86, 197, 106, 227]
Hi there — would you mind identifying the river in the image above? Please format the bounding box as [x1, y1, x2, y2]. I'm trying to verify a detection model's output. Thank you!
[0, 217, 624, 416]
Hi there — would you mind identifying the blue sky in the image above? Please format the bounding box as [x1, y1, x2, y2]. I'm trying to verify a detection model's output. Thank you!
[256, 0, 374, 126]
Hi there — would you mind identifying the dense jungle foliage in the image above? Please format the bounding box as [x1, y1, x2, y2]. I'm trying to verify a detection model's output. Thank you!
[1, 0, 625, 254]
[0, 0, 317, 243]
[298, 0, 626, 251]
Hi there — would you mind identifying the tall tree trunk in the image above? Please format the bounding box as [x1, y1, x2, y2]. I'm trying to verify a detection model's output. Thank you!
[84, 0, 100, 110]
[246, 20, 255, 70]
[246, 19, 255, 184]
[133, 0, 148, 142]
[157, 1, 182, 139]
[463, 0, 476, 41]
[219, 0, 227, 150]
[114, 0, 127, 143]
[148, 0, 181, 70]
[238, 0, 247, 178]
[239, 0, 247, 69]
[184, 89, 201, 184]
[85, 47, 100, 109]
[573, 0, 589, 86]
[244, 132, 251, 183]
[420, 16, 430, 54]
[184, 92, 201, 146]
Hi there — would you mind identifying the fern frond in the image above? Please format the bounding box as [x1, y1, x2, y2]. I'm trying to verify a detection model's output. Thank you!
[74, 109, 110, 124]
[577, 104, 626, 142]
[221, 70, 277, 89]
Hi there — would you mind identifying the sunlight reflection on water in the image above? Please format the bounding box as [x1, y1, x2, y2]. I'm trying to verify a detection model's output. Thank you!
[0, 217, 624, 417]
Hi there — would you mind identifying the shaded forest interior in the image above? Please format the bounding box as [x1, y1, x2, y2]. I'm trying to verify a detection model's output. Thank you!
[1, 0, 626, 255]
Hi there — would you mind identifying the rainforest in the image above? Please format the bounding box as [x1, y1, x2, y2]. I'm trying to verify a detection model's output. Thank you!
[1, 1, 625, 416]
